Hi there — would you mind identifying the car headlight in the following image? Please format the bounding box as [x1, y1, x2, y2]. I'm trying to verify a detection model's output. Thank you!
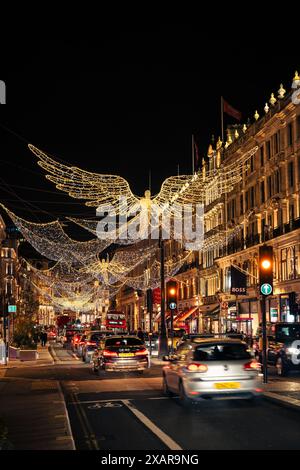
[286, 347, 300, 354]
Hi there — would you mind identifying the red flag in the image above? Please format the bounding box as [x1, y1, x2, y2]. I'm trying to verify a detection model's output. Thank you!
[223, 98, 242, 121]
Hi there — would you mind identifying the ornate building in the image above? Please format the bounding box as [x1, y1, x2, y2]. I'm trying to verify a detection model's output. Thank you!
[199, 73, 300, 335]
[115, 72, 300, 336]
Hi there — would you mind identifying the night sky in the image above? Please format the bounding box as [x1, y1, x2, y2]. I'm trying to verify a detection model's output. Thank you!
[0, 26, 297, 233]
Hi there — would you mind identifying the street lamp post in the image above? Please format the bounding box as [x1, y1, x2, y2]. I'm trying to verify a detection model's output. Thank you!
[158, 238, 168, 357]
[261, 295, 268, 383]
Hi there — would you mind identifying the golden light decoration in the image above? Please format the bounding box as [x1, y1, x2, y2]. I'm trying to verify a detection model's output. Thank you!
[0, 203, 110, 263]
[28, 144, 258, 223]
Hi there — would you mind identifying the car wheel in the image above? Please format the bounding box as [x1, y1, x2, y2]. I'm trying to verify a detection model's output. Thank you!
[162, 375, 172, 397]
[178, 381, 192, 408]
[276, 357, 288, 377]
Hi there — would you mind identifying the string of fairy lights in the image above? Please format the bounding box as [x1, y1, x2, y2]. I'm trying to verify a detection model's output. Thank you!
[0, 143, 258, 316]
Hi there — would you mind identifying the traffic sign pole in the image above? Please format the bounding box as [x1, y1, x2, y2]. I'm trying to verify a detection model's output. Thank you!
[261, 296, 268, 383]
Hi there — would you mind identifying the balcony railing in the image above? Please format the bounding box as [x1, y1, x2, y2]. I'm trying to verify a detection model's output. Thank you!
[226, 218, 300, 255]
[202, 294, 219, 305]
[176, 260, 199, 275]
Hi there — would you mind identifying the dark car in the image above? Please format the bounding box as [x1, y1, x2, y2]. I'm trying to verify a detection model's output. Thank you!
[256, 323, 300, 376]
[62, 328, 81, 348]
[92, 335, 150, 376]
[81, 331, 114, 363]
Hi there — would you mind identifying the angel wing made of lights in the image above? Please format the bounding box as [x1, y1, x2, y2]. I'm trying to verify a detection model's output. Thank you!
[29, 144, 258, 213]
[28, 144, 206, 210]
[28, 144, 139, 213]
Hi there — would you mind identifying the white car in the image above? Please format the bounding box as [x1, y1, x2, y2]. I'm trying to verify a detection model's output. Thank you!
[163, 338, 262, 406]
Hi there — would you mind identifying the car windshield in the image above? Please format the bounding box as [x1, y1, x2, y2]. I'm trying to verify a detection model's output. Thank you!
[193, 342, 252, 361]
[90, 333, 103, 342]
[105, 338, 143, 347]
[276, 324, 300, 342]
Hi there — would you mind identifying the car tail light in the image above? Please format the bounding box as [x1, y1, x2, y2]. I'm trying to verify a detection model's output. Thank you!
[244, 360, 260, 370]
[103, 350, 118, 357]
[135, 348, 148, 356]
[187, 363, 208, 372]
[86, 341, 97, 346]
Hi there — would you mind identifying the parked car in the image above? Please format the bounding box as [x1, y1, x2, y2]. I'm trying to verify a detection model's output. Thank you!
[255, 322, 300, 376]
[162, 338, 262, 407]
[92, 335, 150, 376]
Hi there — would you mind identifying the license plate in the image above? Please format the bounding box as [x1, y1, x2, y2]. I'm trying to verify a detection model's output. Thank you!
[119, 353, 134, 357]
[214, 382, 241, 389]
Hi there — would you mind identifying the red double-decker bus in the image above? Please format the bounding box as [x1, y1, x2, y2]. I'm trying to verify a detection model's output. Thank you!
[106, 310, 127, 331]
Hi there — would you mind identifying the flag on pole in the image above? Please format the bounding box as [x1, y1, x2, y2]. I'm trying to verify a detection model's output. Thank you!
[194, 139, 200, 171]
[223, 98, 242, 121]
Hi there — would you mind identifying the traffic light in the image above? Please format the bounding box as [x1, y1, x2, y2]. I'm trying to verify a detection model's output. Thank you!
[259, 245, 273, 296]
[166, 280, 178, 310]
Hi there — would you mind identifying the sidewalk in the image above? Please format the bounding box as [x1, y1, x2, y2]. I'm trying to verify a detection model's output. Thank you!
[0, 346, 75, 450]
[263, 377, 300, 410]
[0, 344, 54, 370]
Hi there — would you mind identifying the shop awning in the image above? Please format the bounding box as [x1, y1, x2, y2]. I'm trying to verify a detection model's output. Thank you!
[174, 306, 198, 324]
[154, 311, 171, 322]
[200, 304, 220, 318]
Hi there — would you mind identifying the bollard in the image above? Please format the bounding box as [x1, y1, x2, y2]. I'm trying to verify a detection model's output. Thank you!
[0, 339, 6, 365]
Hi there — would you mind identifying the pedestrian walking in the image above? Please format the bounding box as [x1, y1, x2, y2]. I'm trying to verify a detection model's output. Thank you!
[137, 327, 145, 342]
[41, 331, 47, 347]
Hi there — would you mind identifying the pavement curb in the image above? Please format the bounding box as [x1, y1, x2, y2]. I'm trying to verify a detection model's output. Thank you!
[263, 391, 300, 411]
[49, 345, 62, 364]
[56, 381, 76, 450]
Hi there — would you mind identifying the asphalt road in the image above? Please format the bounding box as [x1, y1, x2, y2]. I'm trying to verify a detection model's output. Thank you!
[4, 342, 300, 450]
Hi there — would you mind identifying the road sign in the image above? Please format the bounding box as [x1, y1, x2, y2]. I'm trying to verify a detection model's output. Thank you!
[260, 283, 272, 296]
[8, 305, 16, 313]
[169, 302, 177, 310]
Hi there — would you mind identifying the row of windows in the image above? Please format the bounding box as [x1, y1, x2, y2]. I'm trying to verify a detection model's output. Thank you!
[246, 119, 300, 174]
[179, 280, 198, 299]
[219, 244, 300, 293]
[228, 159, 299, 218]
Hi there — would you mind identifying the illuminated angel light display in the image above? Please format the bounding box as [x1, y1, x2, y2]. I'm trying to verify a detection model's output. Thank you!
[0, 203, 110, 263]
[28, 144, 258, 250]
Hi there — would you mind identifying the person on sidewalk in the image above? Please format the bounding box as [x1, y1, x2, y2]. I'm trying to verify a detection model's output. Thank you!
[137, 327, 145, 342]
[40, 331, 47, 347]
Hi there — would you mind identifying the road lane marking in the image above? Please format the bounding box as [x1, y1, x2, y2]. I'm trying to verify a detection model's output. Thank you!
[122, 399, 182, 451]
[70, 390, 99, 450]
[67, 397, 170, 405]
[56, 381, 76, 450]
[88, 401, 123, 409]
